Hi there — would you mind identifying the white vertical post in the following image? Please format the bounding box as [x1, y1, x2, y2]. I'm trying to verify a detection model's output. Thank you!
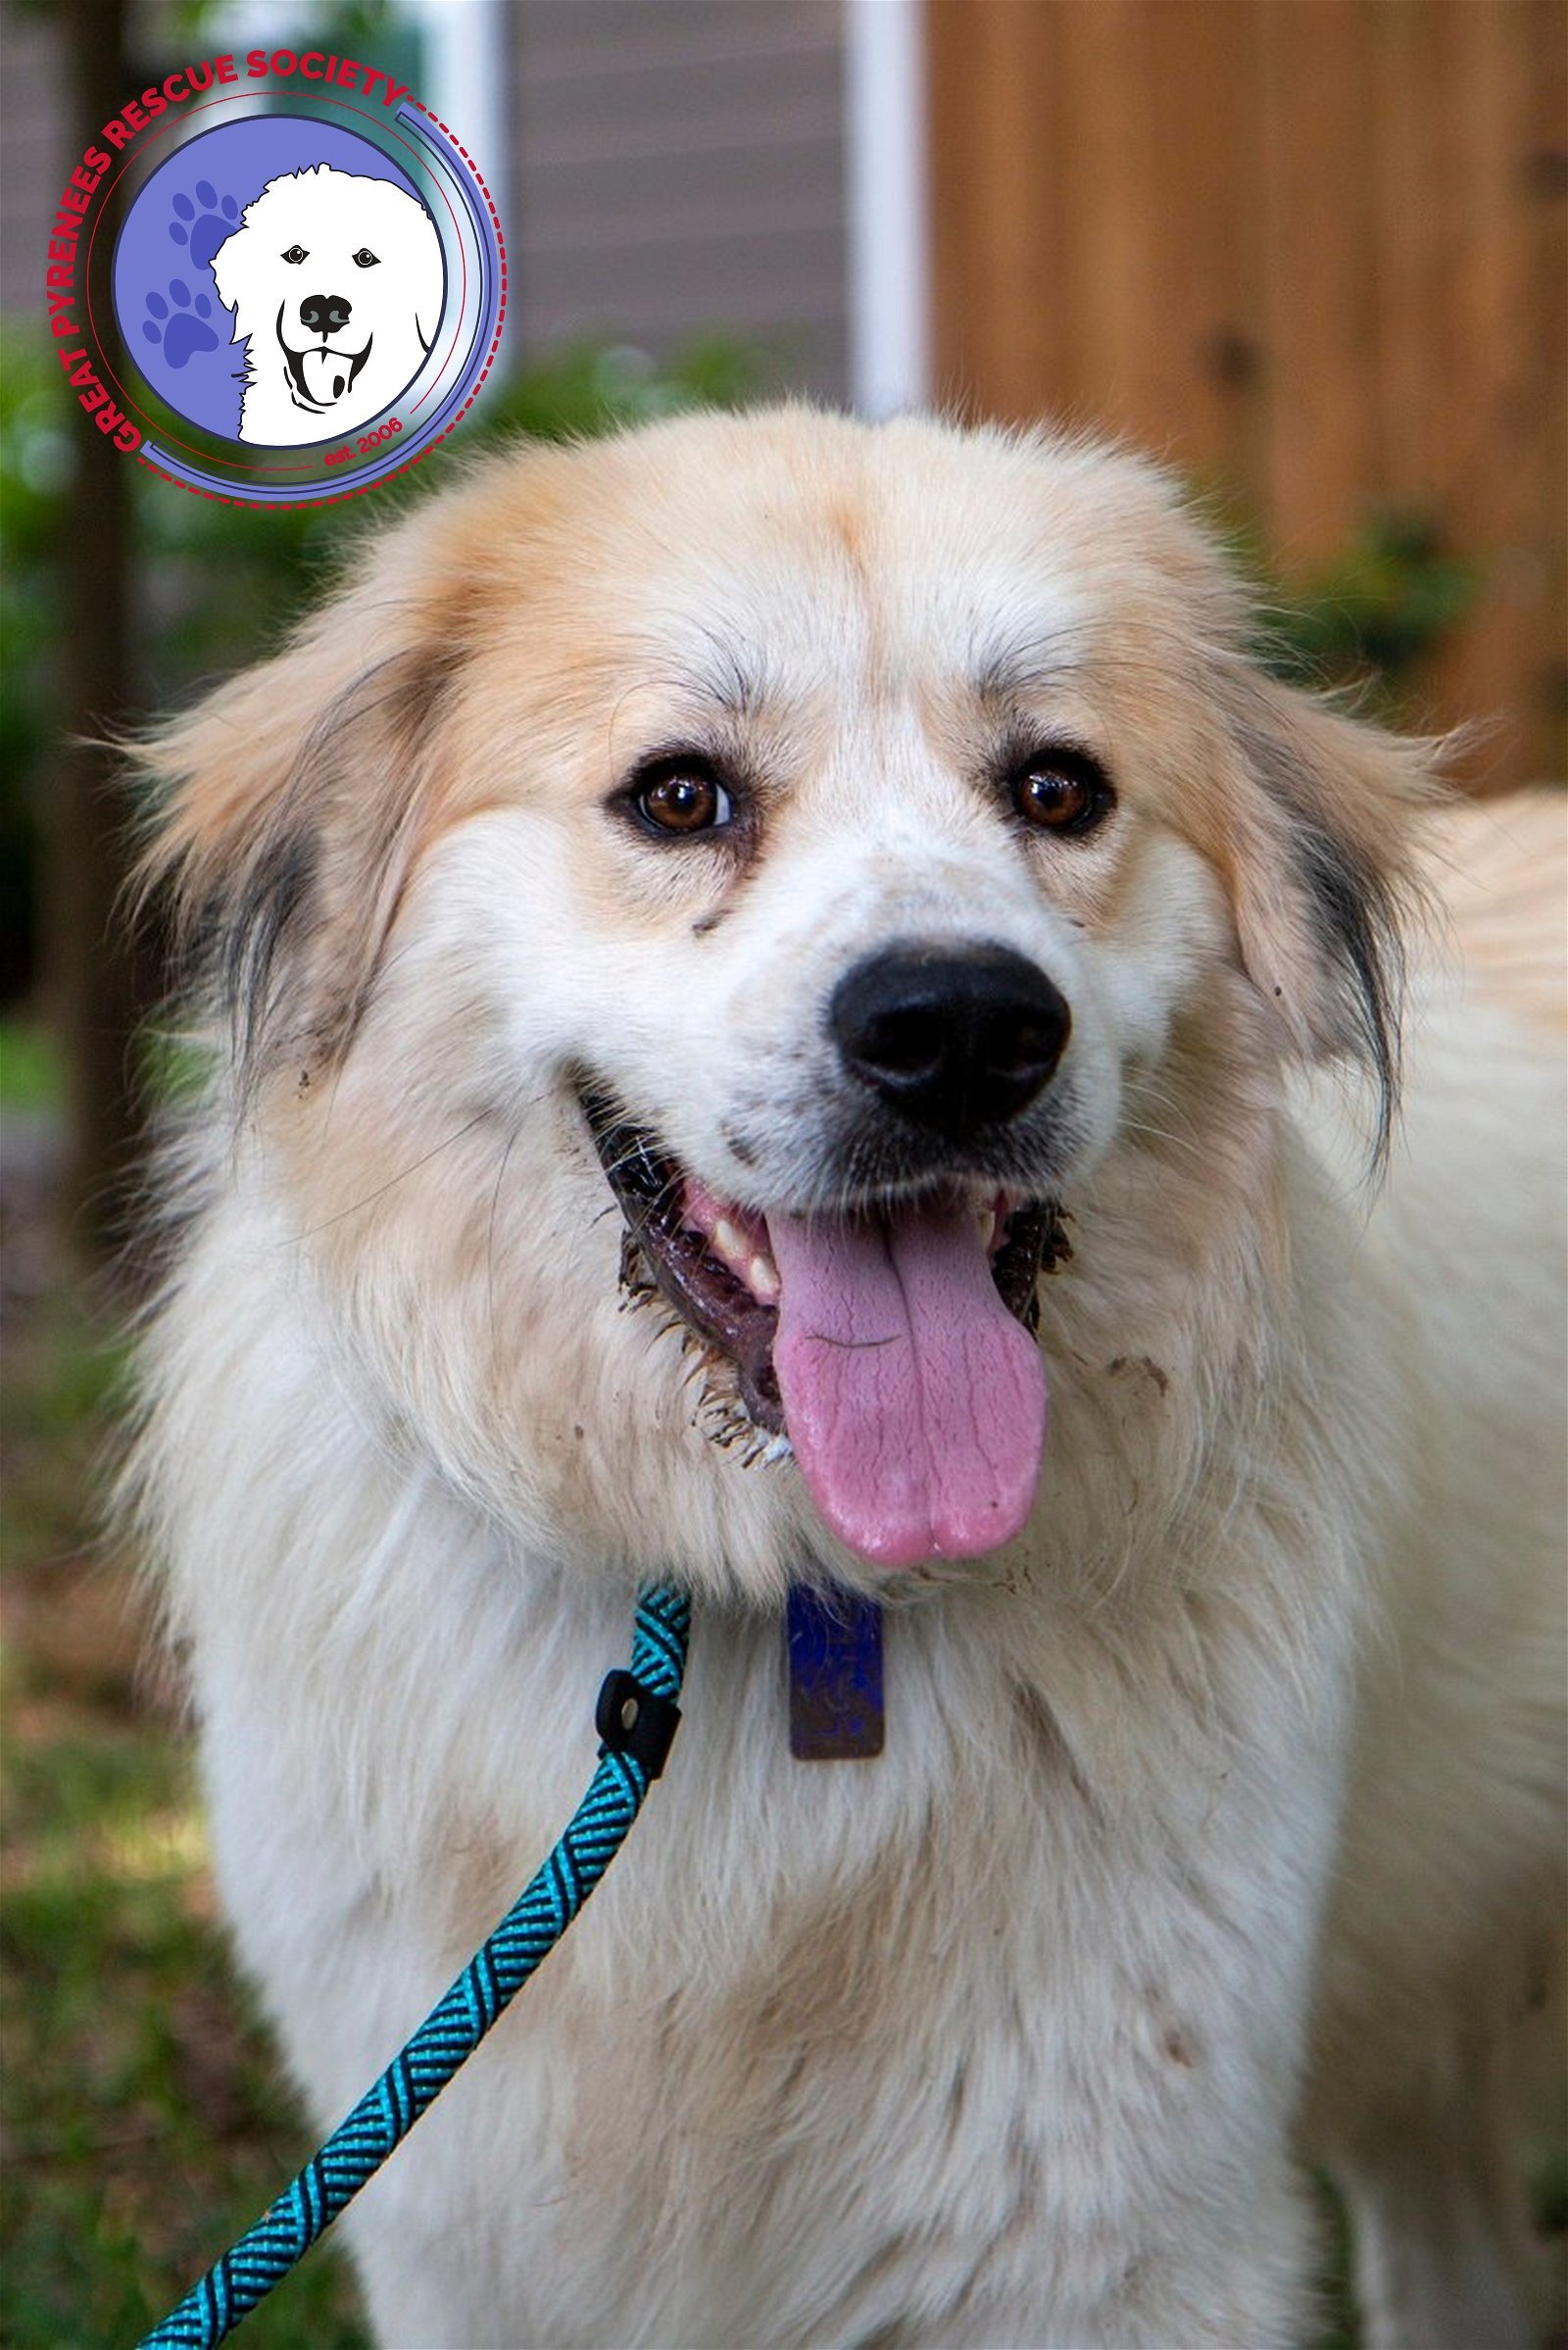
[846, 0, 931, 417]
[407, 0, 512, 254]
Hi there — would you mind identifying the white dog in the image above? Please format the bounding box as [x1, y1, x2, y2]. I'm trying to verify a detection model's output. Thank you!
[129, 412, 1565, 2349]
[211, 163, 442, 447]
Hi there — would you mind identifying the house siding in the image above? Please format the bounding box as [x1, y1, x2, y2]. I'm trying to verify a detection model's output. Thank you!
[510, 0, 850, 397]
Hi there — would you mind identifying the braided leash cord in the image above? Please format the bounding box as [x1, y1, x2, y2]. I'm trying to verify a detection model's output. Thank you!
[138, 1584, 691, 2350]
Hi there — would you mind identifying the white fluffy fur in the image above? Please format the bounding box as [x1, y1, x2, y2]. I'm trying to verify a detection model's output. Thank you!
[128, 412, 1566, 2349]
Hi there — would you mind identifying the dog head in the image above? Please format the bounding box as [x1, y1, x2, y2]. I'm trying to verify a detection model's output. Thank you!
[138, 412, 1437, 1591]
[211, 165, 442, 434]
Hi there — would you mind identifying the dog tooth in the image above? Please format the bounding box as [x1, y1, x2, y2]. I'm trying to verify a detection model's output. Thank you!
[748, 1252, 781, 1302]
[712, 1218, 745, 1265]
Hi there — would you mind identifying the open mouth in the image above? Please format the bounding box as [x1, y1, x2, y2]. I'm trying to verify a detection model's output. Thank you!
[277, 311, 373, 410]
[582, 1087, 1066, 1567]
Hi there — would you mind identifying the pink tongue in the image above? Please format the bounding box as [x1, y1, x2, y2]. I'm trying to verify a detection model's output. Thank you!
[768, 1202, 1048, 1568]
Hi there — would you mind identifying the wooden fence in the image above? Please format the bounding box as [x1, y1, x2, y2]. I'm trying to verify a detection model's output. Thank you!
[927, 0, 1567, 785]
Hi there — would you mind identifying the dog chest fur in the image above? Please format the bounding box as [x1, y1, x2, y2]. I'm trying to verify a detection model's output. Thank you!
[147, 1111, 1389, 2349]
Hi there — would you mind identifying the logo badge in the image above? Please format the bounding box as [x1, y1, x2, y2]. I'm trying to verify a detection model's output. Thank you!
[47, 47, 505, 505]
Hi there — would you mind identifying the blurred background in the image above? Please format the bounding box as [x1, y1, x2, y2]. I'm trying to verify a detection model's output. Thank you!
[2, 3, 1564, 2342]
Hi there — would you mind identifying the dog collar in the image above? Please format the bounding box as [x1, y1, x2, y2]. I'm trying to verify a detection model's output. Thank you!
[786, 1586, 885, 1760]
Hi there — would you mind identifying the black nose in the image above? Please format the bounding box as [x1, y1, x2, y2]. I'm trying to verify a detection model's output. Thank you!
[830, 946, 1071, 1137]
[299, 292, 352, 335]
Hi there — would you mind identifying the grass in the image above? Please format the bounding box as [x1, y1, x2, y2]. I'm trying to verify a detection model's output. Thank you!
[0, 1132, 368, 2346]
[2, 1697, 367, 2347]
[0, 1022, 60, 1114]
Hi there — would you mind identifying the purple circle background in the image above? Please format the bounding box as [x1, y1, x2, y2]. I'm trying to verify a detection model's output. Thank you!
[114, 119, 424, 440]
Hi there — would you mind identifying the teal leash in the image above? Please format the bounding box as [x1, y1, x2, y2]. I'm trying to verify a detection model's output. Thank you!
[137, 1583, 691, 2349]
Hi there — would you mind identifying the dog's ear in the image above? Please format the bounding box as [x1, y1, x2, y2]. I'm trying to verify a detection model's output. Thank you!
[131, 587, 460, 1091]
[1208, 662, 1444, 1158]
[412, 210, 445, 354]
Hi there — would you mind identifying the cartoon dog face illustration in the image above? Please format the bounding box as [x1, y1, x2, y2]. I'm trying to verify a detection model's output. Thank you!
[212, 165, 443, 448]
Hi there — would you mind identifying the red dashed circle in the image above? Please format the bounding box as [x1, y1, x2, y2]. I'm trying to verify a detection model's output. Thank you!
[113, 83, 507, 509]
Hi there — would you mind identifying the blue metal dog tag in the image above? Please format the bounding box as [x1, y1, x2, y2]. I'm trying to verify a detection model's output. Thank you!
[786, 1587, 884, 1760]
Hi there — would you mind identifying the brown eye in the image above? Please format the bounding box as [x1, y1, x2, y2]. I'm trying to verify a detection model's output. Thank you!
[632, 759, 734, 836]
[1009, 750, 1114, 836]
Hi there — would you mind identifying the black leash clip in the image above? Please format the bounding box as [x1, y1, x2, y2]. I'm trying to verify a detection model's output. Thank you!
[596, 1670, 681, 1779]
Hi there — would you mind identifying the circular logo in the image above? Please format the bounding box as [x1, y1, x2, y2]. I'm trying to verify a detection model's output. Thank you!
[48, 50, 504, 505]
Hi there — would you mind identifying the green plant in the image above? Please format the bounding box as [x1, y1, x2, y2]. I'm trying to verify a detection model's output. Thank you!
[0, 1017, 62, 1113]
[1240, 508, 1477, 709]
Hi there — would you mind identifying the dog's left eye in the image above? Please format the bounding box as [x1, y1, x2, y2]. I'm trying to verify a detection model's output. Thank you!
[353, 248, 380, 269]
[281, 245, 308, 265]
[628, 758, 734, 837]
[1007, 749, 1115, 836]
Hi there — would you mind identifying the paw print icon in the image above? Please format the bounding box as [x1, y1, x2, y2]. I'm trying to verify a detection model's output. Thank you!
[142, 278, 220, 369]
[169, 180, 241, 272]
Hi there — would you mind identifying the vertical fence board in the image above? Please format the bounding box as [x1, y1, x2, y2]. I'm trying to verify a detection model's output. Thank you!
[1129, 0, 1265, 487]
[928, 0, 1069, 422]
[1413, 0, 1530, 768]
[1052, 0, 1153, 430]
[1371, 0, 1444, 510]
[1529, 0, 1568, 777]
[1257, 0, 1381, 563]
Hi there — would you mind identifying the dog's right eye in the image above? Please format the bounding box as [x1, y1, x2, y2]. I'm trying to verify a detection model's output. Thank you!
[281, 245, 308, 265]
[628, 758, 734, 837]
[1006, 747, 1116, 837]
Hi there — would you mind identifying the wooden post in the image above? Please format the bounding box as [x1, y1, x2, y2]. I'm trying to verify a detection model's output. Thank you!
[45, 0, 151, 1267]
